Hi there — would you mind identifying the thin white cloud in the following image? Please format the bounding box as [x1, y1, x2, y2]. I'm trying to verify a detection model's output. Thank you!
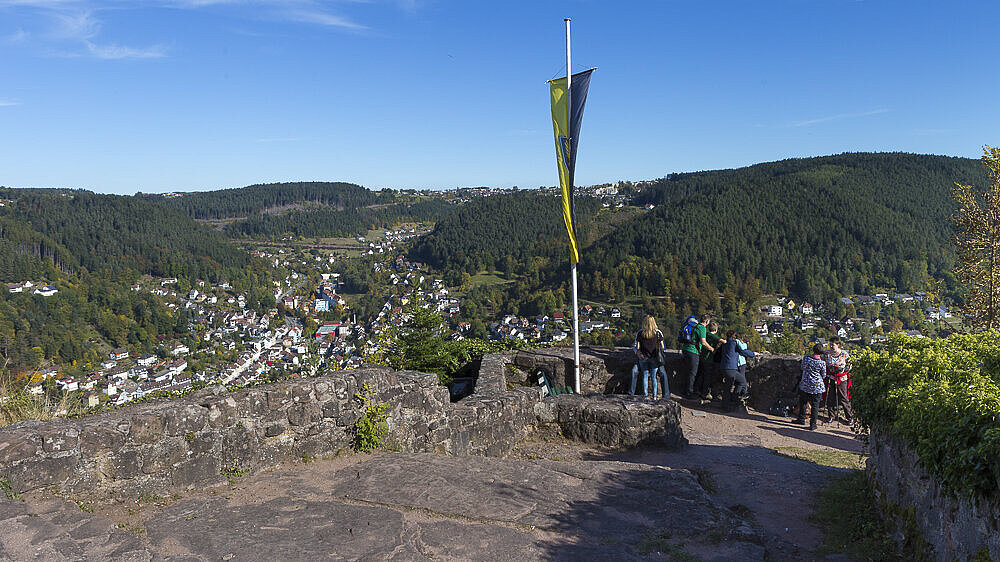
[284, 8, 367, 30]
[0, 99, 22, 106]
[255, 137, 303, 143]
[790, 108, 888, 128]
[1, 0, 399, 57]
[86, 40, 166, 59]
[49, 8, 99, 40]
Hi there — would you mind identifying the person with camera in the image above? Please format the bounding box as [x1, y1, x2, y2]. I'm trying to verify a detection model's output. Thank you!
[823, 336, 854, 424]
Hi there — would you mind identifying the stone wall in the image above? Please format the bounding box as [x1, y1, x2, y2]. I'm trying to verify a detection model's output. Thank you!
[502, 346, 802, 411]
[0, 367, 543, 499]
[868, 428, 1000, 561]
[0, 348, 692, 500]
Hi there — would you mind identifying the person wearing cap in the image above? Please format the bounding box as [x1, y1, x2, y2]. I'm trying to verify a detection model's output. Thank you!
[793, 343, 827, 430]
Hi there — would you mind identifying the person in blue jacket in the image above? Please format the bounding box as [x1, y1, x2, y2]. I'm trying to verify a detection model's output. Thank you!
[719, 330, 755, 411]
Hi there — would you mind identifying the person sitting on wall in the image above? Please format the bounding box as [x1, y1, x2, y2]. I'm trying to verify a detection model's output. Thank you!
[793, 343, 827, 430]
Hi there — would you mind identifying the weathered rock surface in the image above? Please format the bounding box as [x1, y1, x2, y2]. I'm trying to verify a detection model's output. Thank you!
[536, 394, 686, 449]
[868, 429, 1000, 561]
[0, 497, 153, 561]
[0, 368, 545, 500]
[4, 453, 764, 560]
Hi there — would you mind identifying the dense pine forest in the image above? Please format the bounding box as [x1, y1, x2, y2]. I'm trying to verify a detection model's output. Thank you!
[147, 181, 454, 239]
[0, 189, 275, 376]
[145, 181, 384, 220]
[412, 153, 983, 331]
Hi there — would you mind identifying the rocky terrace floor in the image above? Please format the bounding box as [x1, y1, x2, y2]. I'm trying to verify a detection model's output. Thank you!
[0, 398, 865, 561]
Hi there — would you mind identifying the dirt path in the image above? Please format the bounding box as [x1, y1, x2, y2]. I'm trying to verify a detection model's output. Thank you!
[510, 398, 866, 559]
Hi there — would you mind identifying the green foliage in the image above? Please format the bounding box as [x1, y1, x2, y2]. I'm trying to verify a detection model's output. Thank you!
[221, 458, 250, 480]
[0, 476, 21, 501]
[389, 299, 465, 384]
[353, 383, 389, 452]
[852, 333, 1000, 498]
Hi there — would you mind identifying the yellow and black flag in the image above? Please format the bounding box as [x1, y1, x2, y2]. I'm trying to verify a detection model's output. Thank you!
[549, 69, 594, 264]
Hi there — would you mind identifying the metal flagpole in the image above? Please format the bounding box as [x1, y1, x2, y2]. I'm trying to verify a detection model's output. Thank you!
[565, 17, 581, 395]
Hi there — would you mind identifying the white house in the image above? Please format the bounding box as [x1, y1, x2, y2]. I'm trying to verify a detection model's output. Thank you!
[766, 305, 783, 318]
[169, 342, 190, 356]
[55, 377, 78, 392]
[33, 285, 58, 297]
[800, 302, 814, 315]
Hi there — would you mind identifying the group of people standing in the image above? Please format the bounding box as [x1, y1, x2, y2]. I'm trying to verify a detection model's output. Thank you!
[629, 314, 855, 426]
[630, 314, 756, 411]
[793, 336, 854, 429]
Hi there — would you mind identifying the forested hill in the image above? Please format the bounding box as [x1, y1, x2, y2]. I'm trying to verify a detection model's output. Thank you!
[0, 189, 254, 282]
[146, 181, 453, 239]
[145, 181, 384, 220]
[591, 153, 982, 305]
[0, 188, 275, 374]
[409, 191, 601, 275]
[410, 153, 983, 325]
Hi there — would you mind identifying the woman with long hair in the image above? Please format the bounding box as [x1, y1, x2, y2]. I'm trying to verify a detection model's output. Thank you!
[632, 315, 665, 397]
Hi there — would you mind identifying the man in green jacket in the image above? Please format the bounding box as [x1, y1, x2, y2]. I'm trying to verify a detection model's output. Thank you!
[682, 314, 715, 399]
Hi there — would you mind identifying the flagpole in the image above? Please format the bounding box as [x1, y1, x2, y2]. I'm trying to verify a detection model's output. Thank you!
[565, 17, 581, 395]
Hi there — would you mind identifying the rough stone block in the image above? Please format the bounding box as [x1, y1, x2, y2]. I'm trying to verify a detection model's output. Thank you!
[0, 432, 41, 462]
[171, 456, 219, 487]
[9, 454, 78, 490]
[139, 440, 187, 474]
[108, 449, 141, 479]
[264, 423, 286, 437]
[162, 405, 209, 436]
[41, 425, 80, 454]
[287, 404, 321, 427]
[128, 414, 165, 445]
[80, 424, 126, 456]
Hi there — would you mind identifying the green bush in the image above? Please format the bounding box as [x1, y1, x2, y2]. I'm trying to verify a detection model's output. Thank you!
[852, 333, 1000, 498]
[353, 383, 390, 452]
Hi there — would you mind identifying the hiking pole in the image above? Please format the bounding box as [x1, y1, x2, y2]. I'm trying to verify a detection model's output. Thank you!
[833, 374, 841, 428]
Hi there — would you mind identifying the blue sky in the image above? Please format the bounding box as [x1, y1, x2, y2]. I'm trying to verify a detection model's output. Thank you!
[1, 1, 998, 194]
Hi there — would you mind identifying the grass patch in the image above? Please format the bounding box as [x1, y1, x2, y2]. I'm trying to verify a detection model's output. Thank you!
[810, 471, 909, 561]
[469, 272, 514, 289]
[221, 459, 250, 480]
[773, 447, 866, 469]
[138, 493, 162, 504]
[0, 477, 21, 501]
